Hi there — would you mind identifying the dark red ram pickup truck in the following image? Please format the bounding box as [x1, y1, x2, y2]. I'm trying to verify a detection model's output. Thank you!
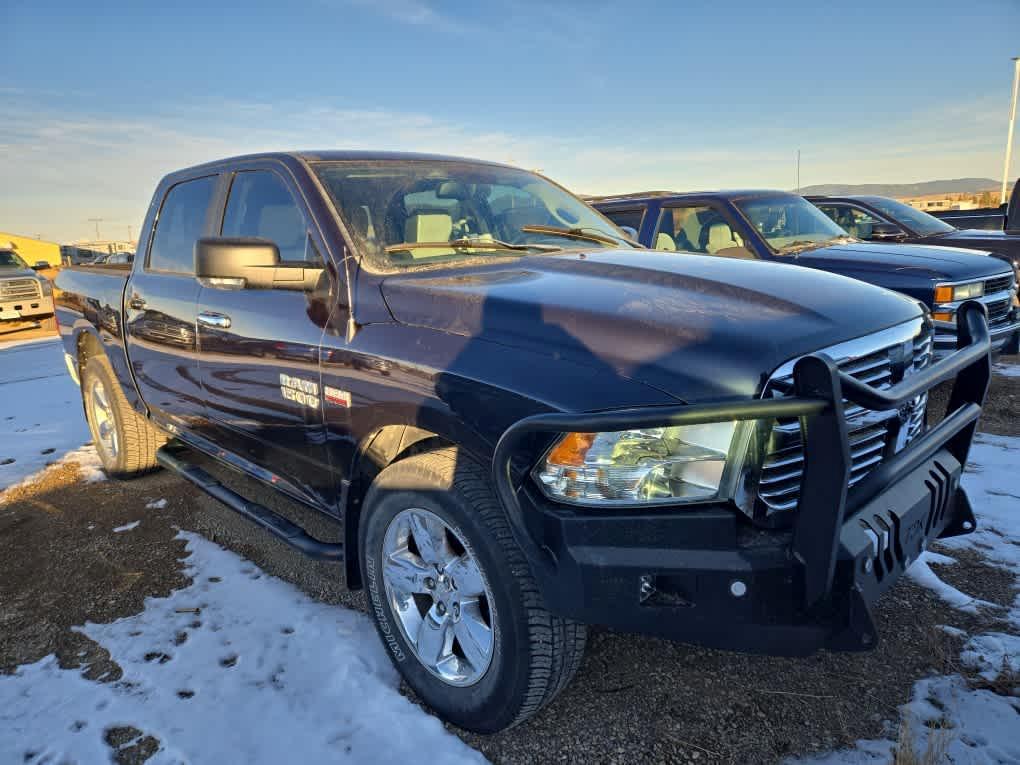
[56, 151, 992, 732]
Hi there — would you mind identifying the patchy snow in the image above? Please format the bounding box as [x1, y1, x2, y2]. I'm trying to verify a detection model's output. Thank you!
[0, 531, 485, 764]
[146, 498, 168, 509]
[961, 633, 1020, 682]
[113, 520, 141, 533]
[992, 360, 1020, 378]
[0, 337, 98, 492]
[793, 433, 1020, 765]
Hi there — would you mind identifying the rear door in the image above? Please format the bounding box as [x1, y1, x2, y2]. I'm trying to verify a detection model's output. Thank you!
[125, 174, 219, 430]
[195, 166, 337, 509]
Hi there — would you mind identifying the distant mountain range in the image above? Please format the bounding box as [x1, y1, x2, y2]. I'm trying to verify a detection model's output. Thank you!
[798, 178, 998, 197]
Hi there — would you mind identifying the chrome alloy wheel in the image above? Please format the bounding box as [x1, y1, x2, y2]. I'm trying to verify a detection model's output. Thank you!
[88, 378, 118, 460]
[381, 508, 496, 686]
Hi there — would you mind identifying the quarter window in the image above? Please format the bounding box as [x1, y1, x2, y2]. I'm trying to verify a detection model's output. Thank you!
[222, 171, 314, 263]
[602, 208, 644, 233]
[148, 176, 217, 274]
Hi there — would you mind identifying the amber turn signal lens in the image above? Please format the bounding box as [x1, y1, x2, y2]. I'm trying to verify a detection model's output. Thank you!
[932, 311, 953, 322]
[934, 286, 953, 303]
[546, 432, 596, 467]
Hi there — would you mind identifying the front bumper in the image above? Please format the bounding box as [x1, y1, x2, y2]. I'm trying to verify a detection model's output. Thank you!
[934, 307, 1019, 358]
[493, 303, 991, 655]
[0, 294, 54, 321]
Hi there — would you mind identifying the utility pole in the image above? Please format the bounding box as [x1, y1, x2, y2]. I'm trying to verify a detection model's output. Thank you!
[88, 218, 103, 240]
[796, 150, 801, 194]
[127, 224, 133, 242]
[1002, 57, 1020, 205]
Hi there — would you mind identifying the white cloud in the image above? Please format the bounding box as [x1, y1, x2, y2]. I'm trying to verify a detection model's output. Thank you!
[0, 93, 1012, 242]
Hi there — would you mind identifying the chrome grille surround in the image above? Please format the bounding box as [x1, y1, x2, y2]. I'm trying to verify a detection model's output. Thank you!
[0, 278, 41, 301]
[756, 318, 932, 515]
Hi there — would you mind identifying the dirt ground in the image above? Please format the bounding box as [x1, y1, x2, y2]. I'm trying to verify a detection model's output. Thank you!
[1, 329, 1018, 764]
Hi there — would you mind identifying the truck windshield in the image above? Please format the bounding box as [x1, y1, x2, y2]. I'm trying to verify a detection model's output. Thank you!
[734, 194, 850, 254]
[0, 251, 29, 268]
[856, 196, 956, 236]
[312, 160, 631, 268]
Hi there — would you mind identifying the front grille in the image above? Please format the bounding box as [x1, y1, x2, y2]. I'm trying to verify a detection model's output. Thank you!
[985, 298, 1011, 327]
[984, 274, 1013, 295]
[0, 278, 41, 301]
[757, 322, 932, 514]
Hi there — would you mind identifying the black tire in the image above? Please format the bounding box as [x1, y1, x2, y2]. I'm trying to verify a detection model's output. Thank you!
[81, 354, 164, 478]
[360, 448, 586, 733]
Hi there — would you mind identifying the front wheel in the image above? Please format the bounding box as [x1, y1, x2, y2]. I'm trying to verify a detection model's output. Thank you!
[360, 448, 586, 733]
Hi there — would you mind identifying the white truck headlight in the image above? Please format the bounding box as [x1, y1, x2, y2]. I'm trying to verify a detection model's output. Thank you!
[40, 279, 53, 296]
[534, 422, 747, 505]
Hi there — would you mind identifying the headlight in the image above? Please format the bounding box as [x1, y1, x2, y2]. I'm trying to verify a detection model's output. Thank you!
[39, 279, 53, 296]
[534, 422, 747, 505]
[934, 282, 983, 303]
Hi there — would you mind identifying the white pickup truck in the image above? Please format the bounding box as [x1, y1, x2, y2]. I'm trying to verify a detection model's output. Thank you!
[0, 248, 55, 330]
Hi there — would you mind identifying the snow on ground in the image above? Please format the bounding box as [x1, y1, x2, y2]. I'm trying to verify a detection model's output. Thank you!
[113, 520, 141, 533]
[0, 531, 485, 764]
[795, 433, 1020, 765]
[992, 360, 1020, 378]
[0, 337, 97, 492]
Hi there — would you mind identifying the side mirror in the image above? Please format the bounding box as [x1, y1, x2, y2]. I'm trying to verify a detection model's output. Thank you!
[195, 237, 324, 291]
[617, 225, 638, 240]
[32, 260, 49, 270]
[867, 222, 907, 242]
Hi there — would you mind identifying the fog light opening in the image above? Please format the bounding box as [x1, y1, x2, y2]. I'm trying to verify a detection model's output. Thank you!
[729, 580, 747, 598]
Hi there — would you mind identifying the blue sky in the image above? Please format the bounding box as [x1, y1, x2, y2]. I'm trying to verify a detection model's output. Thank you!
[2, 0, 1019, 242]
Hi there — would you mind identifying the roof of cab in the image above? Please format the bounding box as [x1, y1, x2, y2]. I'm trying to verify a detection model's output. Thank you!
[163, 150, 518, 179]
[587, 190, 801, 204]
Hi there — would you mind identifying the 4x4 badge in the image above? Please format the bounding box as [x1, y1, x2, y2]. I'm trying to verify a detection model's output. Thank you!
[324, 386, 352, 408]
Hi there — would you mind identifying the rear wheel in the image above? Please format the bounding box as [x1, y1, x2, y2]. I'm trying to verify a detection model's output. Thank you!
[81, 354, 164, 478]
[360, 448, 586, 733]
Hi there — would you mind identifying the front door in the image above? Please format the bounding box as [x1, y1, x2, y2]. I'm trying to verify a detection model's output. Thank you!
[195, 167, 336, 509]
[125, 174, 219, 430]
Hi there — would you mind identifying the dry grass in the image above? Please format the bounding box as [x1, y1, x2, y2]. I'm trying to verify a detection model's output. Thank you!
[893, 717, 952, 765]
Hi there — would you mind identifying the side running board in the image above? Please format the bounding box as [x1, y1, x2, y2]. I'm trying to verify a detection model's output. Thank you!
[156, 444, 344, 562]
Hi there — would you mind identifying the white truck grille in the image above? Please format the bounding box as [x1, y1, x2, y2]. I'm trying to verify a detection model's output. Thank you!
[0, 278, 42, 301]
[758, 320, 933, 514]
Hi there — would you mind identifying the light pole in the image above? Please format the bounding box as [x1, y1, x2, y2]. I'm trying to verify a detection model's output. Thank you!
[88, 218, 103, 240]
[1001, 57, 1020, 205]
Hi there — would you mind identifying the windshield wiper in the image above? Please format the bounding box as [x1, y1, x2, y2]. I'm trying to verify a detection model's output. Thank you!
[384, 237, 559, 254]
[519, 225, 625, 246]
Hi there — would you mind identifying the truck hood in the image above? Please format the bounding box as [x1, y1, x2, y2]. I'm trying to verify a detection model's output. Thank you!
[380, 250, 923, 403]
[928, 230, 1020, 269]
[789, 241, 1010, 282]
[0, 266, 38, 279]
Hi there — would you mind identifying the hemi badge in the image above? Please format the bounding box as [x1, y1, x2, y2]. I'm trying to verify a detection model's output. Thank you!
[324, 386, 352, 408]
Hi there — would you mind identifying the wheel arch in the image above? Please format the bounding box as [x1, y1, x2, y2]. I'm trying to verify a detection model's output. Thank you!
[342, 422, 490, 589]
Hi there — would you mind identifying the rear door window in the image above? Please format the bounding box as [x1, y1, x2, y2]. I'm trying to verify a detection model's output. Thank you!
[148, 176, 217, 274]
[221, 170, 317, 263]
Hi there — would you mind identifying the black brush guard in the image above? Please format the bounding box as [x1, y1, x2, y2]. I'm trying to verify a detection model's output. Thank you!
[492, 303, 991, 653]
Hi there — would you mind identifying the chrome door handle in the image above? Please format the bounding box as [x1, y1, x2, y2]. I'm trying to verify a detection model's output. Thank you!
[197, 312, 231, 329]
[128, 295, 146, 309]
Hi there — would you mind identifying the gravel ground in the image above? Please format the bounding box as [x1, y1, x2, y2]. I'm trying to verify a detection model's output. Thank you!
[1, 331, 1018, 764]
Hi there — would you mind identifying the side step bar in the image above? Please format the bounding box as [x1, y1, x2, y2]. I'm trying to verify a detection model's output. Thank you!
[156, 444, 344, 562]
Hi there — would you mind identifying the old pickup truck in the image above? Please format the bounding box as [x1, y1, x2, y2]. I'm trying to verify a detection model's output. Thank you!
[0, 248, 55, 331]
[593, 190, 1019, 357]
[57, 152, 991, 733]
